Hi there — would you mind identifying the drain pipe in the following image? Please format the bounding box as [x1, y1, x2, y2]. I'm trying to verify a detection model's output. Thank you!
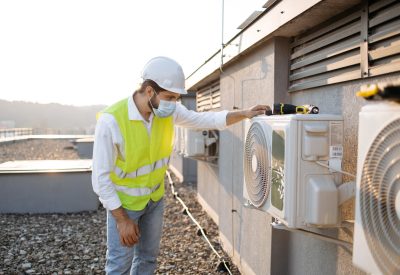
[220, 0, 225, 73]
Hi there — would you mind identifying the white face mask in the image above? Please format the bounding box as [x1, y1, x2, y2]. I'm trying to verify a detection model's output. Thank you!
[149, 90, 176, 118]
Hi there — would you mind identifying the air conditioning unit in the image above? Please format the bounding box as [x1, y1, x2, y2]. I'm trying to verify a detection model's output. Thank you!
[184, 129, 209, 157]
[173, 126, 185, 155]
[174, 126, 218, 159]
[243, 114, 343, 228]
[353, 102, 400, 275]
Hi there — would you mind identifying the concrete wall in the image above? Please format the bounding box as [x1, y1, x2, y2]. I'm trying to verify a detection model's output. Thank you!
[75, 138, 94, 159]
[194, 35, 400, 274]
[287, 72, 400, 275]
[197, 162, 220, 224]
[0, 171, 98, 213]
[197, 38, 291, 274]
[188, 2, 400, 272]
[219, 39, 279, 275]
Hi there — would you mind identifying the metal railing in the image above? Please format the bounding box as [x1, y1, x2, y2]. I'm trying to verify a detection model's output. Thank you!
[0, 128, 33, 139]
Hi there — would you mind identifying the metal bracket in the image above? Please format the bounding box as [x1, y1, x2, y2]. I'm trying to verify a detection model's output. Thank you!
[271, 219, 353, 250]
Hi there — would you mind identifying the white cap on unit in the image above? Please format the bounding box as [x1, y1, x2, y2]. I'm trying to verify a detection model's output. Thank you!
[141, 56, 187, 95]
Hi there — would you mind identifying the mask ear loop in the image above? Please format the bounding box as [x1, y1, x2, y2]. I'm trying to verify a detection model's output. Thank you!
[148, 88, 158, 114]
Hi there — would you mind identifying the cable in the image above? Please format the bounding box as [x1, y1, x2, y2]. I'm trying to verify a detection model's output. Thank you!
[220, 0, 225, 73]
[166, 170, 233, 275]
[316, 161, 356, 179]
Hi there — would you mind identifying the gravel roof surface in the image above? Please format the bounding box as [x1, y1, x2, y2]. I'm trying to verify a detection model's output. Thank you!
[0, 139, 240, 274]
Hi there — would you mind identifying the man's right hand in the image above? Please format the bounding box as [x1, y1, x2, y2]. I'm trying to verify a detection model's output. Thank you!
[111, 207, 140, 247]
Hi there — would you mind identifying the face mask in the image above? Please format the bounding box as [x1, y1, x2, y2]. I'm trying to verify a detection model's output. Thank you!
[149, 90, 177, 118]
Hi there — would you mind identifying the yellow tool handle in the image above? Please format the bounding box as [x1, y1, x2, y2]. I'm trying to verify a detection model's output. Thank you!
[295, 106, 308, 114]
[356, 84, 380, 98]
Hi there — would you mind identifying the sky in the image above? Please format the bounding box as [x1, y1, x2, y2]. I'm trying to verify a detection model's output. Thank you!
[0, 0, 266, 106]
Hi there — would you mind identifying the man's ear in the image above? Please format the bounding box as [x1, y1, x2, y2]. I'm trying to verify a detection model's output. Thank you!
[144, 86, 154, 97]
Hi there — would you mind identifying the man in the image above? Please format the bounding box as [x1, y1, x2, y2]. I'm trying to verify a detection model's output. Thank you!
[91, 56, 269, 275]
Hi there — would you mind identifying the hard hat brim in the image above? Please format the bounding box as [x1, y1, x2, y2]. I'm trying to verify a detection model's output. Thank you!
[161, 86, 188, 95]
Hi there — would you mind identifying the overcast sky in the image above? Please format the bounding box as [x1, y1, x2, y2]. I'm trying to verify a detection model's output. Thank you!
[0, 0, 266, 106]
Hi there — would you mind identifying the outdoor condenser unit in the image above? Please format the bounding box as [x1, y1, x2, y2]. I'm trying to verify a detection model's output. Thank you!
[173, 126, 185, 155]
[243, 114, 343, 228]
[353, 102, 400, 274]
[174, 126, 218, 159]
[184, 129, 217, 158]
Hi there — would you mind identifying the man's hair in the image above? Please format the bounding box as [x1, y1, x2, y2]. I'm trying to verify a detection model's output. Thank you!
[137, 79, 165, 94]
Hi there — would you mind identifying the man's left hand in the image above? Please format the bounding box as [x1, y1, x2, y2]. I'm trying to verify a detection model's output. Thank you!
[245, 105, 271, 119]
[226, 104, 271, 126]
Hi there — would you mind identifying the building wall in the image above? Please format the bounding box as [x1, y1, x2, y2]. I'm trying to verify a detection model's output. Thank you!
[191, 2, 400, 273]
[197, 161, 220, 224]
[196, 38, 291, 275]
[219, 40, 276, 275]
[195, 36, 400, 274]
[288, 72, 400, 275]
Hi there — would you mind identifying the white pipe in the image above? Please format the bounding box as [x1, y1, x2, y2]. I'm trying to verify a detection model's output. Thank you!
[220, 0, 225, 72]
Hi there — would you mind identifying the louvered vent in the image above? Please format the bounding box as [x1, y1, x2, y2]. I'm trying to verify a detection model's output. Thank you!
[289, 0, 400, 92]
[368, 0, 400, 77]
[289, 9, 362, 91]
[244, 122, 271, 208]
[360, 118, 400, 274]
[196, 82, 221, 112]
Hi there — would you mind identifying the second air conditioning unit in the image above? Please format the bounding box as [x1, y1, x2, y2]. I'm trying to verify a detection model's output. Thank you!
[174, 126, 218, 160]
[243, 114, 343, 228]
[353, 102, 400, 275]
[173, 126, 185, 155]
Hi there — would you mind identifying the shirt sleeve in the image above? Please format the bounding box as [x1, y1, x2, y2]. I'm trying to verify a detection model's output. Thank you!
[174, 102, 229, 130]
[91, 114, 122, 211]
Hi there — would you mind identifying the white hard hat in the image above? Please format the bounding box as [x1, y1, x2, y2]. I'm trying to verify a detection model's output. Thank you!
[141, 56, 187, 95]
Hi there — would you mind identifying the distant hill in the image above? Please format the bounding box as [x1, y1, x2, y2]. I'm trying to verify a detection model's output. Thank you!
[0, 99, 107, 134]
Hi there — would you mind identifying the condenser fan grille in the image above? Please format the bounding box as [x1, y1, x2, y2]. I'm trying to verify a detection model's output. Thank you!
[244, 122, 271, 208]
[360, 118, 400, 274]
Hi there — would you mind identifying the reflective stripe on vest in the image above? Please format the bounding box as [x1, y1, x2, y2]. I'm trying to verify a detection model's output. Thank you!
[114, 156, 170, 179]
[114, 182, 161, 197]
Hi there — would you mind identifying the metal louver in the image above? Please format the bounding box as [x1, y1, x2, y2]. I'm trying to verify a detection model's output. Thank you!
[368, 0, 400, 77]
[289, 0, 400, 92]
[360, 118, 400, 274]
[196, 82, 221, 112]
[244, 122, 271, 208]
[289, 8, 362, 92]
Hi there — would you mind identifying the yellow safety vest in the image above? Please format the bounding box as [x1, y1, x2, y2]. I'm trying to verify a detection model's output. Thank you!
[99, 97, 174, 211]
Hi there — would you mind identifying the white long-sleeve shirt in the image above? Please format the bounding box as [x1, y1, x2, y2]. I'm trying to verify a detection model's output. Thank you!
[91, 95, 228, 210]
